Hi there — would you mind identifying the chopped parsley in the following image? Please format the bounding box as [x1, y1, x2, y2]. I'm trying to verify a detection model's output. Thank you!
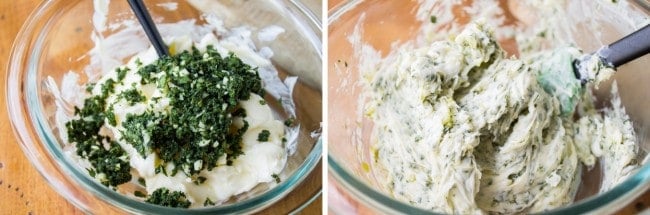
[66, 45, 264, 189]
[134, 46, 263, 176]
[116, 67, 129, 81]
[430, 15, 437, 24]
[106, 108, 117, 126]
[120, 112, 154, 157]
[65, 81, 131, 187]
[284, 117, 295, 127]
[232, 108, 247, 117]
[101, 78, 116, 96]
[138, 177, 146, 186]
[257, 130, 271, 142]
[134, 190, 147, 198]
[204, 197, 216, 206]
[145, 188, 191, 208]
[155, 165, 169, 176]
[193, 176, 207, 185]
[85, 83, 96, 92]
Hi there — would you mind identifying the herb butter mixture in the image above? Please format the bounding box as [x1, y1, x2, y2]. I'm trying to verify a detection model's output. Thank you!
[65, 35, 287, 208]
[365, 21, 638, 213]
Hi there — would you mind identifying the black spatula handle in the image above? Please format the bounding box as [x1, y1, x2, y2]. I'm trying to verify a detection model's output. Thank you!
[599, 24, 650, 68]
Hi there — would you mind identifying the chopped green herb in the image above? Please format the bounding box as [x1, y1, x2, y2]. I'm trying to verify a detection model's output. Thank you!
[138, 177, 146, 186]
[232, 108, 247, 117]
[430, 15, 437, 24]
[120, 112, 154, 157]
[134, 190, 147, 198]
[258, 130, 271, 142]
[65, 89, 131, 187]
[138, 47, 262, 176]
[193, 176, 207, 185]
[137, 64, 156, 84]
[119, 88, 146, 105]
[85, 83, 96, 93]
[537, 31, 547, 38]
[145, 188, 191, 208]
[204, 197, 216, 206]
[90, 142, 132, 186]
[101, 79, 116, 97]
[116, 67, 129, 81]
[155, 164, 169, 176]
[259, 99, 266, 105]
[67, 46, 263, 190]
[151, 96, 162, 103]
[106, 108, 117, 126]
[284, 117, 295, 127]
[272, 173, 281, 183]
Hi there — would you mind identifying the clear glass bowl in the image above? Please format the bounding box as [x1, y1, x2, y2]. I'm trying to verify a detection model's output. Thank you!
[328, 0, 650, 214]
[7, 0, 322, 213]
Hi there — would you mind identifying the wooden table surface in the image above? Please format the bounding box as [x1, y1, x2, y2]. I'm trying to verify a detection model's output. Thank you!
[0, 1, 321, 214]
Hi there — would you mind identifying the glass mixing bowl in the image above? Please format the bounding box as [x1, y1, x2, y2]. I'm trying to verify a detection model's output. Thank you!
[328, 0, 650, 214]
[7, 0, 322, 213]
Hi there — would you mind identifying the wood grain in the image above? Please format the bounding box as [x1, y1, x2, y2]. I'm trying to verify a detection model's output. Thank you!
[0, 1, 321, 214]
